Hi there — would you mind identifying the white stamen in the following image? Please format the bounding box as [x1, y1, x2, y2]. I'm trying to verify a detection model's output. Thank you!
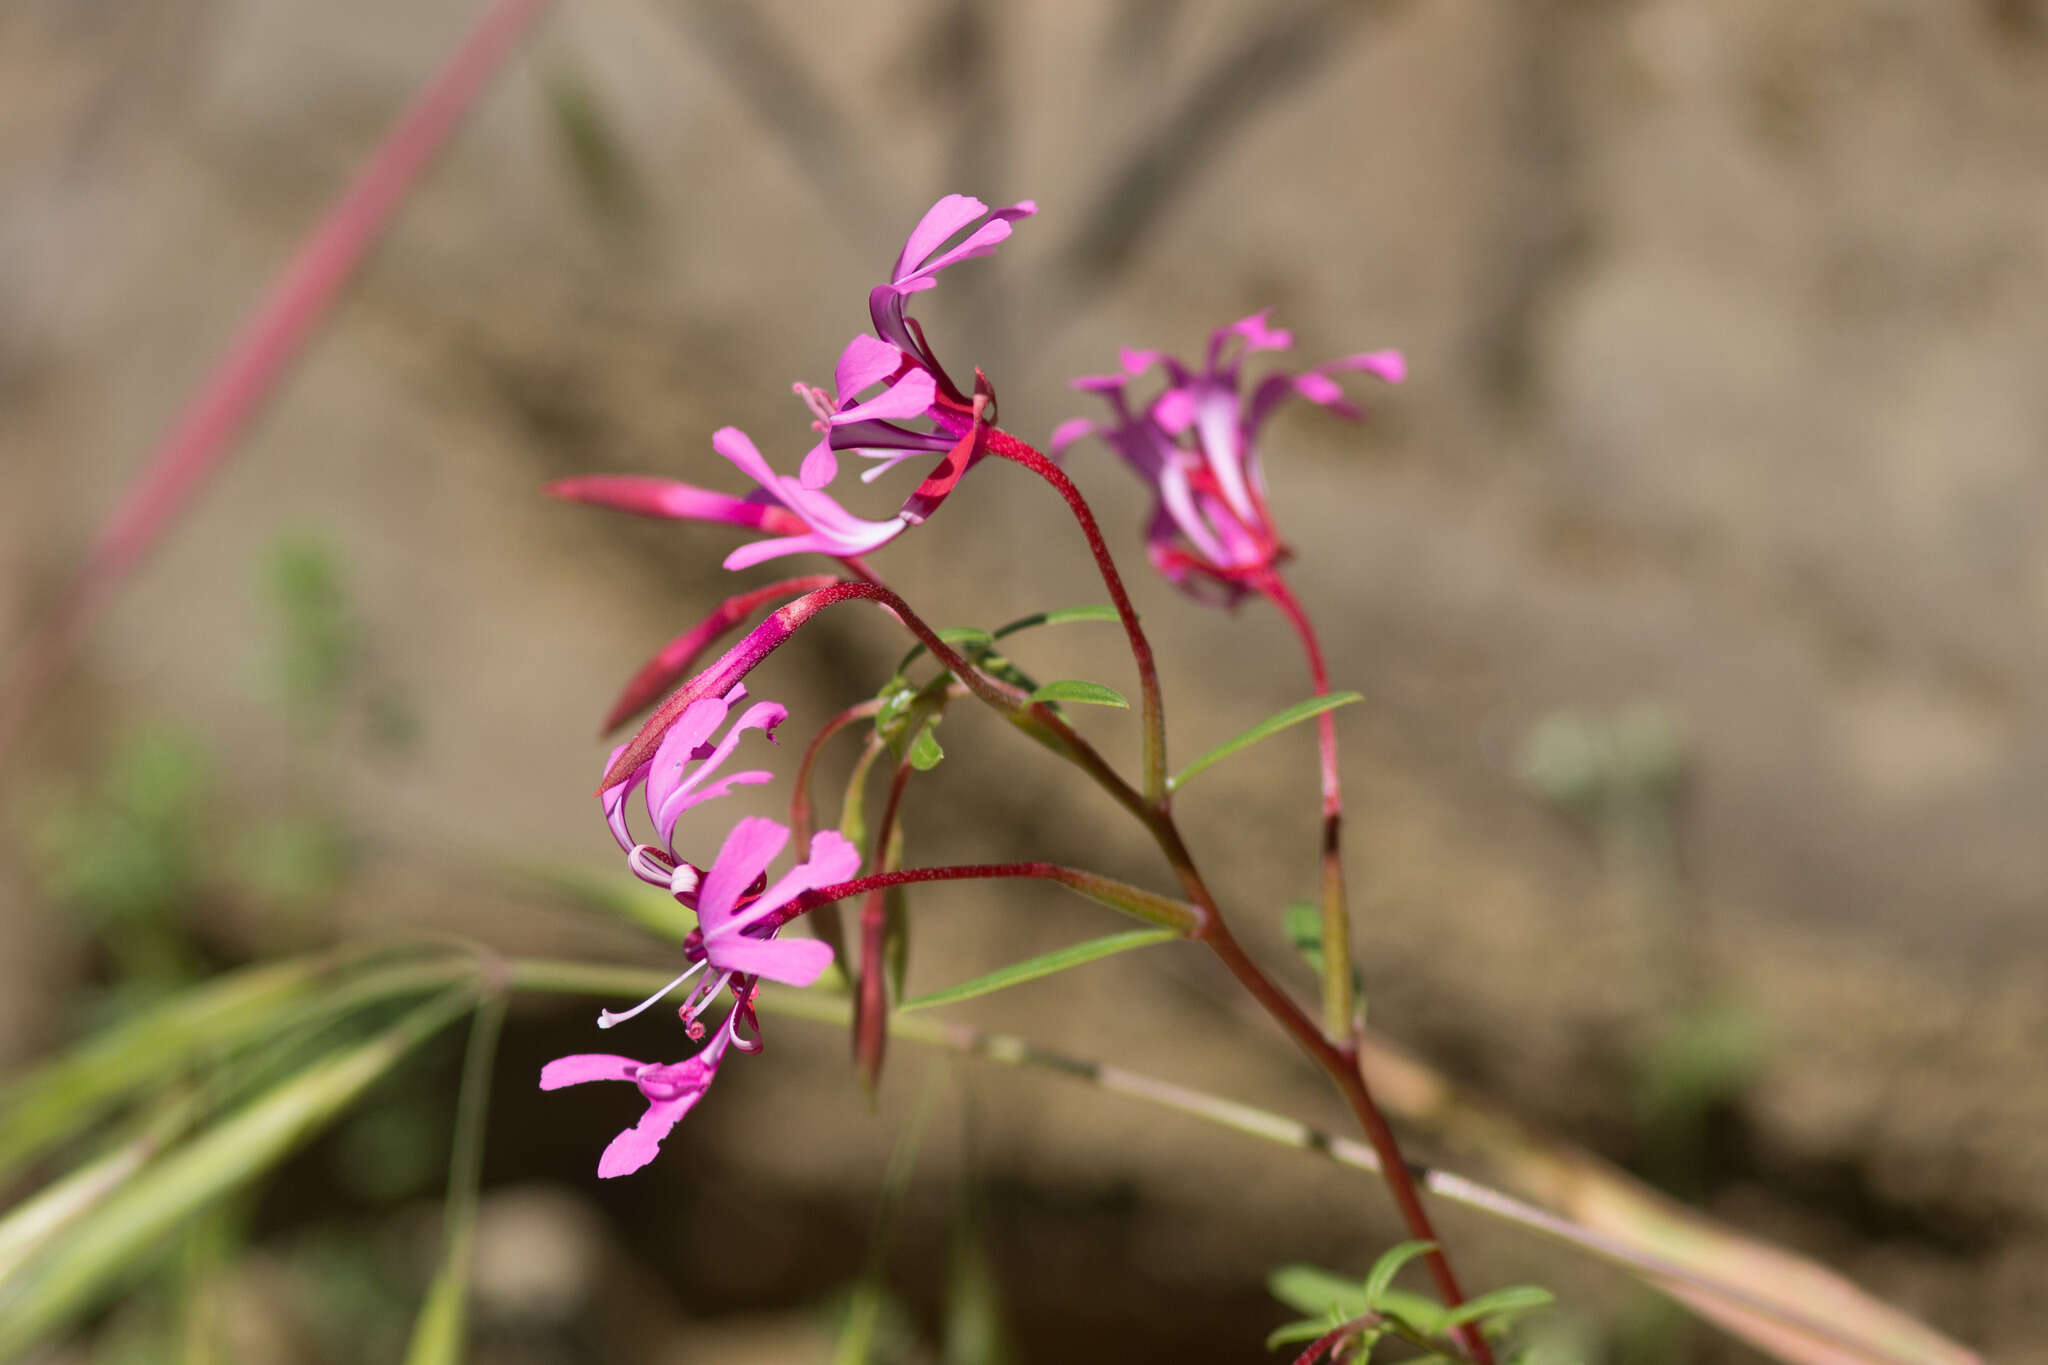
[596, 961, 706, 1030]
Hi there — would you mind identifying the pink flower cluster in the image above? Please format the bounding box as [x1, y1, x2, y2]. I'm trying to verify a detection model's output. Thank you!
[1054, 311, 1403, 607]
[541, 195, 1404, 1179]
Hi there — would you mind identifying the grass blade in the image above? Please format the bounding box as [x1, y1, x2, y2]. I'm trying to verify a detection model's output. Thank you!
[0, 991, 473, 1358]
[900, 930, 1177, 1013]
[1168, 693, 1363, 792]
[0, 0, 555, 763]
[403, 993, 506, 1365]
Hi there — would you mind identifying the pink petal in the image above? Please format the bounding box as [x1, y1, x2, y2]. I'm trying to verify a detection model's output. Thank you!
[834, 334, 908, 399]
[892, 194, 990, 282]
[719, 829, 862, 940]
[1152, 388, 1197, 435]
[540, 1054, 642, 1089]
[697, 816, 790, 933]
[596, 1093, 698, 1178]
[705, 933, 835, 987]
[831, 370, 936, 426]
[645, 693, 735, 839]
[798, 441, 840, 491]
[1048, 417, 1098, 455]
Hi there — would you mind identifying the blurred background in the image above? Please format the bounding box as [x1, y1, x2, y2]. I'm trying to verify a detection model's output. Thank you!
[3, 0, 2046, 1360]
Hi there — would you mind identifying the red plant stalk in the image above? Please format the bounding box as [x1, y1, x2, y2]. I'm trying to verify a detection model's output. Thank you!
[984, 428, 1169, 804]
[853, 757, 917, 1093]
[0, 0, 555, 760]
[1249, 565, 1357, 1042]
[981, 429, 1491, 1362]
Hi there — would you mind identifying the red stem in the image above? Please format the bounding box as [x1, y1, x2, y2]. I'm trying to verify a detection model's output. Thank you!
[0, 0, 556, 762]
[986, 429, 1169, 804]
[1250, 565, 1356, 1043]
[789, 697, 885, 846]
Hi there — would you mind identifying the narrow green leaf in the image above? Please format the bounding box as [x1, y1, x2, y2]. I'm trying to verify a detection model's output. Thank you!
[403, 994, 505, 1365]
[519, 863, 696, 941]
[1361, 1241, 1436, 1308]
[0, 992, 472, 1358]
[1268, 1264, 1371, 1319]
[1265, 1317, 1342, 1349]
[1168, 693, 1363, 792]
[1436, 1284, 1554, 1330]
[992, 604, 1120, 638]
[839, 734, 888, 852]
[899, 930, 1177, 1013]
[895, 605, 1118, 674]
[1025, 680, 1130, 710]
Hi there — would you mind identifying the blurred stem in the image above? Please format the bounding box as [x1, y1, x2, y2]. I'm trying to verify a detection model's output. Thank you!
[832, 1065, 948, 1365]
[506, 958, 1927, 1364]
[1250, 566, 1356, 1042]
[855, 758, 917, 1094]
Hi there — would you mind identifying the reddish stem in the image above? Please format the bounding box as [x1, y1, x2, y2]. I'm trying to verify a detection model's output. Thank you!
[789, 697, 885, 846]
[986, 429, 1169, 804]
[0, 0, 556, 762]
[853, 756, 917, 1090]
[1250, 565, 1356, 1042]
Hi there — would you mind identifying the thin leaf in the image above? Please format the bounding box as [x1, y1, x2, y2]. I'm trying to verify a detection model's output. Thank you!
[1266, 1317, 1343, 1349]
[403, 993, 505, 1365]
[1436, 1284, 1554, 1330]
[1168, 693, 1363, 792]
[1269, 1264, 1371, 1319]
[0, 992, 473, 1358]
[900, 930, 1177, 1013]
[1025, 680, 1130, 710]
[895, 605, 1118, 674]
[908, 726, 945, 771]
[1361, 1241, 1436, 1309]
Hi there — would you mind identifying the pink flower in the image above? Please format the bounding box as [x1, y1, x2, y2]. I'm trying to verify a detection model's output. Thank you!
[1055, 311, 1403, 607]
[808, 194, 1035, 525]
[591, 815, 859, 1032]
[540, 1028, 733, 1179]
[601, 681, 786, 896]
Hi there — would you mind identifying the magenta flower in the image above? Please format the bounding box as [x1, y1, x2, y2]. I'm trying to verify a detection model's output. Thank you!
[540, 1027, 733, 1179]
[806, 193, 1035, 525]
[600, 681, 786, 895]
[1054, 311, 1403, 607]
[591, 815, 858, 1032]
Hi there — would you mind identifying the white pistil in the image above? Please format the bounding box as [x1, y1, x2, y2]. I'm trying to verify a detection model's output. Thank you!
[596, 961, 706, 1030]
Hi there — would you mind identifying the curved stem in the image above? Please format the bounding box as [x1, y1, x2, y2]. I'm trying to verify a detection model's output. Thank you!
[986, 429, 1169, 805]
[853, 755, 917, 1087]
[789, 698, 885, 845]
[1249, 566, 1355, 1041]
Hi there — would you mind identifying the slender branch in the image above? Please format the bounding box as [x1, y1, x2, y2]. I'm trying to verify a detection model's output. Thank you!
[790, 697, 885, 845]
[854, 755, 917, 1088]
[0, 0, 557, 765]
[977, 433, 1481, 1351]
[986, 428, 1170, 804]
[1251, 566, 1356, 1041]
[506, 957, 1945, 1365]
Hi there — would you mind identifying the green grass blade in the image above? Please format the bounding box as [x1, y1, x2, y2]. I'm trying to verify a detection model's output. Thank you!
[403, 993, 506, 1365]
[1024, 680, 1129, 709]
[900, 930, 1177, 1013]
[1167, 692, 1363, 792]
[0, 991, 473, 1358]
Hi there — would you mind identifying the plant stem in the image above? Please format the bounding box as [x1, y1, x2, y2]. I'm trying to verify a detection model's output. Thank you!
[1249, 566, 1356, 1041]
[790, 862, 1201, 935]
[975, 431, 1485, 1356]
[986, 429, 1169, 805]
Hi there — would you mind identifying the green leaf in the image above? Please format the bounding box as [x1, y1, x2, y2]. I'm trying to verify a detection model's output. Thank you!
[403, 1266, 471, 1365]
[896, 605, 1119, 675]
[1267, 1264, 1372, 1320]
[1265, 1318, 1343, 1349]
[0, 992, 473, 1359]
[1283, 900, 1324, 971]
[899, 930, 1177, 1013]
[908, 726, 945, 771]
[992, 604, 1120, 638]
[1361, 1240, 1436, 1309]
[1025, 680, 1130, 710]
[1168, 693, 1363, 792]
[1436, 1285, 1554, 1330]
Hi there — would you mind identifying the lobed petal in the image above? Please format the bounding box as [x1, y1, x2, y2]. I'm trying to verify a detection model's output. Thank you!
[697, 815, 792, 935]
[540, 1054, 642, 1090]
